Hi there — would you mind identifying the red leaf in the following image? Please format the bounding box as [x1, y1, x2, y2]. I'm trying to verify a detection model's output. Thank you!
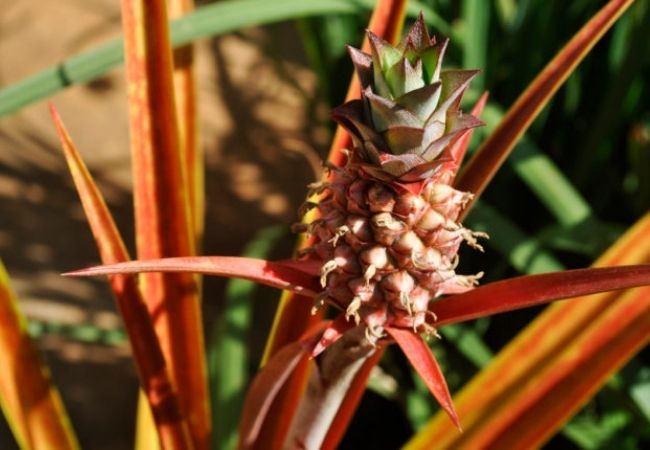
[65, 257, 321, 297]
[51, 105, 193, 449]
[239, 324, 328, 449]
[239, 341, 308, 449]
[434, 265, 650, 326]
[385, 326, 460, 429]
[321, 348, 386, 450]
[311, 314, 354, 358]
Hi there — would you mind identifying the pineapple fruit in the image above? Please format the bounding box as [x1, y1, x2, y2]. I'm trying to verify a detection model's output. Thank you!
[296, 15, 487, 342]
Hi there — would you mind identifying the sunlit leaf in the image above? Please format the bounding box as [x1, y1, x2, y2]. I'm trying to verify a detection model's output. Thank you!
[0, 260, 79, 450]
[50, 105, 193, 449]
[66, 256, 321, 296]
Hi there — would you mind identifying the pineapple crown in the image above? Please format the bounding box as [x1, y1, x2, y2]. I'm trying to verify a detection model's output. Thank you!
[333, 14, 484, 182]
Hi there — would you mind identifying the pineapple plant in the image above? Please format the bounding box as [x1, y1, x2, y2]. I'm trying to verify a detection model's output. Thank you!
[297, 15, 487, 343]
[53, 1, 650, 448]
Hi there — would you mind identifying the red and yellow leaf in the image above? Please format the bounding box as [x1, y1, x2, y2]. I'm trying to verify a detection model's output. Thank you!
[51, 106, 193, 450]
[0, 260, 79, 450]
[120, 0, 209, 448]
[456, 0, 634, 216]
[406, 213, 650, 450]
[168, 0, 202, 246]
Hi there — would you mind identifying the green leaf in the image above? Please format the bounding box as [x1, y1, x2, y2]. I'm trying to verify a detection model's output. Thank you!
[562, 410, 632, 450]
[629, 366, 650, 423]
[208, 226, 285, 450]
[439, 324, 493, 368]
[0, 0, 372, 116]
[467, 200, 564, 274]
[480, 104, 593, 227]
[461, 0, 490, 91]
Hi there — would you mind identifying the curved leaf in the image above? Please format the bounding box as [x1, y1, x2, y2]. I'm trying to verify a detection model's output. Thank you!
[65, 256, 321, 297]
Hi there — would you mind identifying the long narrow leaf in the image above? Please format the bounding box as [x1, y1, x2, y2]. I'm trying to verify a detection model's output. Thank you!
[434, 264, 650, 326]
[456, 0, 634, 216]
[169, 0, 202, 246]
[407, 213, 650, 450]
[386, 327, 460, 429]
[120, 0, 209, 447]
[51, 106, 193, 450]
[66, 256, 321, 296]
[0, 0, 384, 116]
[461, 0, 489, 91]
[137, 0, 201, 447]
[0, 260, 79, 450]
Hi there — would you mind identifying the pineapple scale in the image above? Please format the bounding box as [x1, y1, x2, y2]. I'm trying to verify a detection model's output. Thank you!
[297, 158, 485, 342]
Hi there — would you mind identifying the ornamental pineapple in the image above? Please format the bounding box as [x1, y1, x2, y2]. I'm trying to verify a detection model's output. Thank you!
[296, 16, 486, 342]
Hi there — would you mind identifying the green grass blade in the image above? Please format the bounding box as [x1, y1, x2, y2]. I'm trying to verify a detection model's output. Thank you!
[461, 0, 490, 91]
[439, 324, 493, 368]
[209, 226, 285, 450]
[562, 410, 631, 450]
[481, 105, 592, 226]
[0, 0, 369, 116]
[468, 200, 565, 273]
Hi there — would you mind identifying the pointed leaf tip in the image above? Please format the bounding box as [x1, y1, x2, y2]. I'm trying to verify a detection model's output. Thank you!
[386, 326, 460, 429]
[434, 264, 650, 326]
[65, 256, 321, 297]
[311, 314, 354, 358]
